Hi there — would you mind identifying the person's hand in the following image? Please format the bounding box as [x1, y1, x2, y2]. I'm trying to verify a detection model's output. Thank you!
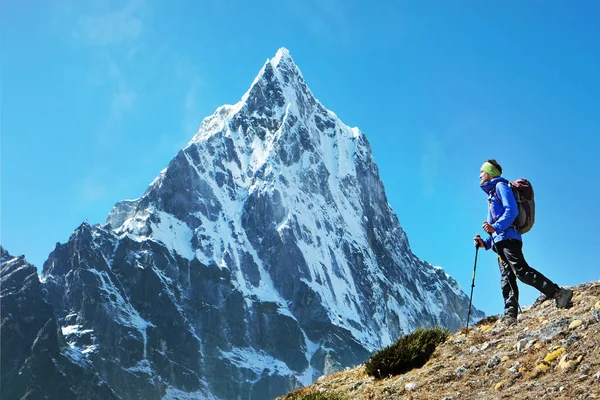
[482, 222, 495, 234]
[473, 235, 485, 248]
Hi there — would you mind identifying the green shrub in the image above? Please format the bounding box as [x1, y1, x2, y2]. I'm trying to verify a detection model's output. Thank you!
[280, 389, 347, 400]
[365, 326, 449, 379]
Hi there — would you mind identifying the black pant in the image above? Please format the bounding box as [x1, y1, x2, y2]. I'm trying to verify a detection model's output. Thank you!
[493, 239, 559, 318]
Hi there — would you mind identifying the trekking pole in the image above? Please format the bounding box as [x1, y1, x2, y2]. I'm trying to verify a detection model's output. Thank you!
[488, 233, 522, 314]
[465, 237, 480, 336]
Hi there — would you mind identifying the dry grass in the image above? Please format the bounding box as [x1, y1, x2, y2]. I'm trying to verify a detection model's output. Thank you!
[279, 387, 347, 400]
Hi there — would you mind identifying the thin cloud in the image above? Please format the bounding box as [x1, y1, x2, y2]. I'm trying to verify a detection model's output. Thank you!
[111, 87, 137, 117]
[105, 55, 137, 118]
[287, 0, 353, 44]
[184, 77, 203, 136]
[72, 1, 145, 148]
[78, 176, 109, 204]
[75, 0, 144, 46]
[421, 133, 444, 198]
[174, 57, 204, 141]
[88, 55, 138, 149]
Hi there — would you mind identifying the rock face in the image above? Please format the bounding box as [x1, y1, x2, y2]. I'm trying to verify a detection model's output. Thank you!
[2, 48, 483, 400]
[0, 247, 118, 400]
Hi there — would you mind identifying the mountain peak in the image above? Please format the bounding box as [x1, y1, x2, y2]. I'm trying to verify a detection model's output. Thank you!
[188, 47, 318, 144]
[248, 47, 311, 112]
[270, 47, 294, 69]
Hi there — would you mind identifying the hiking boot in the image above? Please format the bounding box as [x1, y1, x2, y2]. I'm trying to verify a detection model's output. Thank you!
[554, 288, 573, 309]
[532, 293, 550, 307]
[499, 315, 517, 327]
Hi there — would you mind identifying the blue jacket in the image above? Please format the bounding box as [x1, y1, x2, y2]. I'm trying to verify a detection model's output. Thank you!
[480, 177, 522, 250]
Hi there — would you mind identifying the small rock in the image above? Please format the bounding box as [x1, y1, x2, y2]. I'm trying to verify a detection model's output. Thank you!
[494, 381, 505, 390]
[351, 381, 363, 390]
[594, 300, 600, 310]
[525, 339, 537, 350]
[559, 386, 565, 392]
[567, 333, 580, 346]
[580, 364, 592, 374]
[501, 355, 510, 362]
[405, 382, 417, 391]
[455, 366, 466, 377]
[480, 342, 490, 351]
[508, 362, 521, 373]
[382, 385, 401, 395]
[532, 318, 570, 342]
[594, 371, 600, 381]
[579, 375, 589, 381]
[515, 339, 528, 352]
[487, 355, 501, 369]
[569, 320, 583, 330]
[469, 346, 480, 354]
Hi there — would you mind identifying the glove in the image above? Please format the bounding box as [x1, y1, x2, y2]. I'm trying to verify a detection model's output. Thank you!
[473, 235, 485, 248]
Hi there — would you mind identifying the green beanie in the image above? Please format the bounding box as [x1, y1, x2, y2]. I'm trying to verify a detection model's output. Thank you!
[481, 161, 501, 177]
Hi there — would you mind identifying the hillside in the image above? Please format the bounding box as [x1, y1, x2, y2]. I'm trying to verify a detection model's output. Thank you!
[279, 281, 600, 400]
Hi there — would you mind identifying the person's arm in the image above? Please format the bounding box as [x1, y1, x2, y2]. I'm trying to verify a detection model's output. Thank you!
[484, 235, 492, 250]
[491, 182, 519, 232]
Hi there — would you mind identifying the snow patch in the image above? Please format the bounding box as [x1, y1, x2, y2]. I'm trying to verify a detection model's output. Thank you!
[162, 387, 217, 400]
[221, 348, 293, 378]
[62, 324, 93, 336]
[126, 359, 153, 375]
[87, 268, 155, 358]
[150, 211, 195, 260]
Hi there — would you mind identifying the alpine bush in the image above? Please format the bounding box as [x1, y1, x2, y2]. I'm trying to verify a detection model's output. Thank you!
[280, 390, 347, 400]
[365, 326, 449, 379]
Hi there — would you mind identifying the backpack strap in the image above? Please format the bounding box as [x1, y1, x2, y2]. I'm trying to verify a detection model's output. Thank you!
[489, 180, 518, 230]
[488, 199, 499, 223]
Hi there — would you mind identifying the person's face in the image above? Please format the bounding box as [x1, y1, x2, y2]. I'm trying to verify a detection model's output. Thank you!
[479, 170, 492, 185]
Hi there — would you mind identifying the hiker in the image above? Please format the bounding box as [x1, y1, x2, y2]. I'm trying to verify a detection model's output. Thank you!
[473, 159, 573, 326]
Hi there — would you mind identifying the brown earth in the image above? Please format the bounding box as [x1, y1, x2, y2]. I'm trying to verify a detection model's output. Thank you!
[279, 281, 600, 400]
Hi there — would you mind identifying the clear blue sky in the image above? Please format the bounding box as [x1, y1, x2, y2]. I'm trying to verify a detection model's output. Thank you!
[2, 1, 599, 317]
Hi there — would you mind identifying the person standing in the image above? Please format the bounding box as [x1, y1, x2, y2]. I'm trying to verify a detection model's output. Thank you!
[474, 159, 573, 325]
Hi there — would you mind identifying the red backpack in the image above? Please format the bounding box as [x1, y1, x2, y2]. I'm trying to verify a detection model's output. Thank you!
[494, 178, 535, 234]
[496, 178, 535, 234]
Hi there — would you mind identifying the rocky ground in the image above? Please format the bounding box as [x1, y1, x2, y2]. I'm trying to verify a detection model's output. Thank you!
[279, 280, 600, 400]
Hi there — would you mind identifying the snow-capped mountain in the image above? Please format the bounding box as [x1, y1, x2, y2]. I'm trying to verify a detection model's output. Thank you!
[2, 48, 483, 400]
